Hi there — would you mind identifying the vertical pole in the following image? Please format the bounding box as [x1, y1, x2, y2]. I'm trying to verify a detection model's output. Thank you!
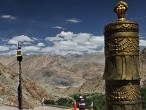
[16, 42, 23, 110]
[18, 61, 22, 110]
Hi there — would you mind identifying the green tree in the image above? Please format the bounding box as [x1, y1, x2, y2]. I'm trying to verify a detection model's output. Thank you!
[141, 88, 146, 109]
[56, 97, 73, 107]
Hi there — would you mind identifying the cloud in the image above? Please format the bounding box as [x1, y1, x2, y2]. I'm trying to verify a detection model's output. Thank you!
[1, 31, 105, 55]
[45, 31, 104, 55]
[0, 15, 16, 20]
[41, 47, 54, 53]
[23, 46, 40, 52]
[0, 46, 9, 51]
[66, 18, 81, 23]
[57, 31, 74, 40]
[52, 26, 65, 30]
[31, 21, 35, 23]
[140, 39, 146, 46]
[8, 35, 34, 44]
[37, 43, 45, 47]
[1, 50, 16, 55]
[23, 42, 32, 45]
[10, 45, 16, 50]
[131, 16, 145, 21]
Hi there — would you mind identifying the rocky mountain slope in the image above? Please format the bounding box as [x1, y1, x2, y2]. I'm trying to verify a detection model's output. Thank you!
[0, 49, 146, 98]
[0, 54, 104, 85]
[140, 48, 146, 87]
[0, 54, 105, 96]
[0, 63, 54, 108]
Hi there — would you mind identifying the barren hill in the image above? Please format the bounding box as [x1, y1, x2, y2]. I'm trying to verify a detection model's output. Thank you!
[0, 50, 145, 98]
[140, 48, 146, 87]
[0, 54, 104, 86]
[0, 53, 105, 95]
[0, 63, 54, 108]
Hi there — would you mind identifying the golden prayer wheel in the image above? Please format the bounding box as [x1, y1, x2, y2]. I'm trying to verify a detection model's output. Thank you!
[103, 1, 142, 110]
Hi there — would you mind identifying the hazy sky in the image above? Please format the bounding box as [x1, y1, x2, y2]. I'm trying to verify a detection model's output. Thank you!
[0, 0, 146, 55]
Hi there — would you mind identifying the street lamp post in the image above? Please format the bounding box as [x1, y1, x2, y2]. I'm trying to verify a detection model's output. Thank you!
[16, 42, 23, 110]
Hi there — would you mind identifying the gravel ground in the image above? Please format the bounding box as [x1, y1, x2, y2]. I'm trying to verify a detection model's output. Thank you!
[0, 105, 72, 110]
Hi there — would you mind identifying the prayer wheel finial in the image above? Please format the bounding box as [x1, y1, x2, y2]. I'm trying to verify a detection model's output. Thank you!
[114, 0, 128, 21]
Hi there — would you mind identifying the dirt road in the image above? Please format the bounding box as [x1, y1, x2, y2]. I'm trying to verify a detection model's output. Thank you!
[0, 105, 71, 110]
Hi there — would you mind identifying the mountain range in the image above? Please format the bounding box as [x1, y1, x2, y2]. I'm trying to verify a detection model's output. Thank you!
[0, 48, 146, 108]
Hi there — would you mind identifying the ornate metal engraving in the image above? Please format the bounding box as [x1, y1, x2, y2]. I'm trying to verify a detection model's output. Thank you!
[105, 37, 139, 56]
[105, 81, 142, 110]
[106, 81, 141, 101]
[104, 23, 139, 35]
[103, 0, 142, 110]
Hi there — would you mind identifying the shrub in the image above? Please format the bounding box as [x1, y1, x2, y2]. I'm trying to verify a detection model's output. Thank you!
[141, 88, 146, 109]
[44, 99, 55, 105]
[56, 97, 73, 107]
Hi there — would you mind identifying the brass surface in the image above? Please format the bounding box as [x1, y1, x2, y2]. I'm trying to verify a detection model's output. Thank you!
[104, 22, 140, 80]
[105, 36, 139, 56]
[104, 22, 139, 57]
[103, 56, 140, 80]
[104, 22, 139, 35]
[106, 80, 141, 101]
[104, 0, 142, 110]
[105, 80, 142, 110]
[114, 1, 128, 21]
